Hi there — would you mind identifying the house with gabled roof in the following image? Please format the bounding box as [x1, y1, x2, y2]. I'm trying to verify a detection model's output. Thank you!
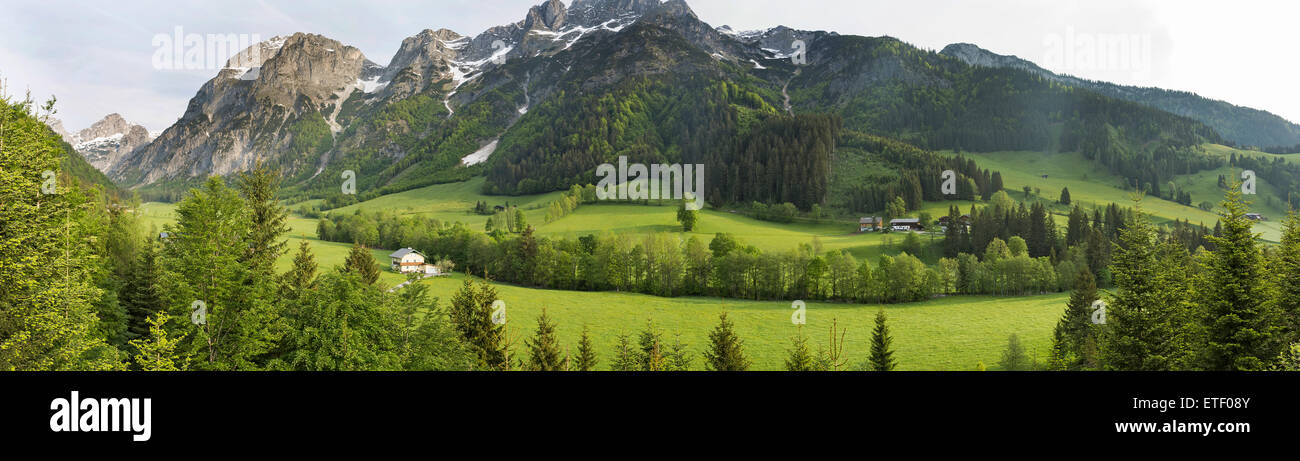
[389, 248, 441, 275]
[859, 217, 883, 232]
[890, 218, 924, 232]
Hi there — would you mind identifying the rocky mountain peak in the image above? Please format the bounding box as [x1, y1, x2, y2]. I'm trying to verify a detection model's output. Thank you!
[648, 0, 696, 18]
[378, 28, 468, 99]
[570, 0, 665, 24]
[224, 35, 289, 71]
[251, 33, 375, 107]
[80, 113, 130, 140]
[54, 113, 154, 172]
[524, 0, 569, 32]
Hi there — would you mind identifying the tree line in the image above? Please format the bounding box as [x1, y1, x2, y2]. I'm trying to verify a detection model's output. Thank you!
[315, 203, 1077, 303]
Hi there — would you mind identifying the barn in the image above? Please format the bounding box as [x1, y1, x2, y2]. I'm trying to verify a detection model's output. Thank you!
[890, 218, 924, 232]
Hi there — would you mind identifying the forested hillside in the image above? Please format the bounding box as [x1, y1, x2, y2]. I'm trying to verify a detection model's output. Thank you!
[942, 42, 1300, 150]
[788, 35, 1225, 205]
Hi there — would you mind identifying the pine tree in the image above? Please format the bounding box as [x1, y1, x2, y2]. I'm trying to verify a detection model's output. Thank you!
[1199, 185, 1281, 370]
[280, 241, 319, 302]
[703, 312, 750, 371]
[868, 309, 897, 371]
[1275, 210, 1300, 346]
[1046, 324, 1071, 371]
[237, 163, 290, 272]
[122, 241, 165, 341]
[128, 312, 188, 371]
[448, 279, 508, 369]
[1058, 187, 1072, 205]
[1101, 203, 1188, 370]
[999, 334, 1030, 371]
[525, 308, 563, 371]
[342, 241, 380, 285]
[1049, 271, 1099, 370]
[666, 333, 693, 371]
[784, 327, 820, 371]
[636, 319, 664, 371]
[97, 202, 143, 347]
[574, 325, 599, 371]
[610, 332, 637, 371]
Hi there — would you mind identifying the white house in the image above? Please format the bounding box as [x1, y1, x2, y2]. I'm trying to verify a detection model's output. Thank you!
[389, 248, 445, 275]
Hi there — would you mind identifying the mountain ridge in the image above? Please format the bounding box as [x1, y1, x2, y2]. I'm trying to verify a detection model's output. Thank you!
[107, 0, 1279, 211]
[940, 42, 1300, 149]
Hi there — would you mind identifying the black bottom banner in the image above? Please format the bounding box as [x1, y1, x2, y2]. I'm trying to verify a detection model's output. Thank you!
[1, 372, 1291, 450]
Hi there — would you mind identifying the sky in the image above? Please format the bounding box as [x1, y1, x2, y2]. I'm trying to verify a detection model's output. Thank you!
[2, 0, 1296, 133]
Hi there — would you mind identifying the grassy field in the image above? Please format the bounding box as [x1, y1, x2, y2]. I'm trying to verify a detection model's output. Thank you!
[324, 177, 563, 232]
[535, 203, 928, 261]
[948, 147, 1288, 241]
[416, 272, 1065, 371]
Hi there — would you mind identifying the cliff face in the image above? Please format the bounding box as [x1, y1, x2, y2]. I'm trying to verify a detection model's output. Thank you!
[111, 33, 384, 184]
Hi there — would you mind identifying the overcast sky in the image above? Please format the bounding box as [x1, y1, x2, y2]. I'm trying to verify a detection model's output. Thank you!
[2, 0, 1295, 132]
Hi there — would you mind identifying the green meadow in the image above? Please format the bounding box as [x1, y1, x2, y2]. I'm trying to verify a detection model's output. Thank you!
[417, 273, 1067, 371]
[949, 146, 1287, 241]
[136, 142, 1300, 370]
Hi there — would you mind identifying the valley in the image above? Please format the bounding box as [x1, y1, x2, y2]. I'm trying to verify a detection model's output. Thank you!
[132, 140, 1289, 370]
[138, 195, 1065, 371]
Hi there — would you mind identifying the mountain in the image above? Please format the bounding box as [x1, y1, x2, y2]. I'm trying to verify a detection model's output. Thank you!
[112, 0, 670, 190]
[50, 114, 154, 172]
[109, 33, 386, 186]
[940, 42, 1300, 149]
[115, 0, 1273, 210]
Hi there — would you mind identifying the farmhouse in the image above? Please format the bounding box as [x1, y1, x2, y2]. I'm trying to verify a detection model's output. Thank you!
[859, 216, 883, 232]
[389, 248, 441, 275]
[890, 218, 924, 232]
[1246, 213, 1267, 222]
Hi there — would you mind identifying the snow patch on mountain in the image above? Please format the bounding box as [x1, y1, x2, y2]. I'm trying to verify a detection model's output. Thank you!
[74, 133, 125, 151]
[461, 139, 498, 166]
[357, 75, 387, 93]
[718, 25, 765, 40]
